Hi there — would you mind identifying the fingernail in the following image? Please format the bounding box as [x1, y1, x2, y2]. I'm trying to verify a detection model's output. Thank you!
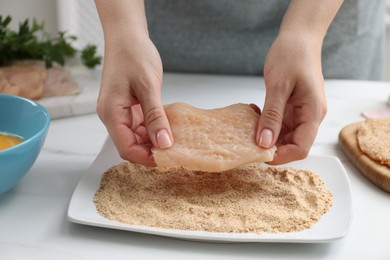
[156, 129, 172, 149]
[258, 128, 273, 148]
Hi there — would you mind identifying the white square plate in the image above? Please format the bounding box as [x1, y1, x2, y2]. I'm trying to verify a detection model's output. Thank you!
[68, 137, 353, 243]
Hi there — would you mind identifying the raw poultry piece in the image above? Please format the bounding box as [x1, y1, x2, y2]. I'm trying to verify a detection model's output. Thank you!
[0, 60, 80, 100]
[0, 65, 46, 99]
[43, 63, 80, 98]
[357, 117, 390, 167]
[0, 71, 20, 96]
[152, 102, 276, 172]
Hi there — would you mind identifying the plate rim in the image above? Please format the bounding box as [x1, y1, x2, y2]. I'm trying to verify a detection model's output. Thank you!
[67, 137, 353, 243]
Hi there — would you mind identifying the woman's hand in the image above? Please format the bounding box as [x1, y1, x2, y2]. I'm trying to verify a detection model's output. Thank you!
[97, 36, 173, 166]
[256, 0, 342, 165]
[95, 0, 173, 166]
[257, 31, 327, 165]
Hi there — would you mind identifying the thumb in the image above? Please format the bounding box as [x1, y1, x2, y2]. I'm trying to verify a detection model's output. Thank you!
[140, 94, 173, 149]
[256, 91, 287, 149]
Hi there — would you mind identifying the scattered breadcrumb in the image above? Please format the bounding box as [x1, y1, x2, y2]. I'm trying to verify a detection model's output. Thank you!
[93, 162, 333, 234]
[357, 117, 390, 167]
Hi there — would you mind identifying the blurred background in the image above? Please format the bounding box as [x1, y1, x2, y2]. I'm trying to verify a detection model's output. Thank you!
[0, 0, 104, 66]
[0, 0, 389, 81]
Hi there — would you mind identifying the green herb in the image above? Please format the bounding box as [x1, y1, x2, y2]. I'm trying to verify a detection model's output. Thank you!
[81, 45, 101, 69]
[0, 15, 101, 68]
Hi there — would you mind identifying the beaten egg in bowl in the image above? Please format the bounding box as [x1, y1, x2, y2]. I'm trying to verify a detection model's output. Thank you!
[0, 132, 24, 150]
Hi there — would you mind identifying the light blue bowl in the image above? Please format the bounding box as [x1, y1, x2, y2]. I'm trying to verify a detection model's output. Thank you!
[0, 94, 50, 196]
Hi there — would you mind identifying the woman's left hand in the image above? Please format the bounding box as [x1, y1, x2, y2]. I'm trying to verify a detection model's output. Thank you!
[257, 31, 327, 165]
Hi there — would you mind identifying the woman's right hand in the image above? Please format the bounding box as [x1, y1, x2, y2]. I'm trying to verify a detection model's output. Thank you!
[96, 34, 173, 166]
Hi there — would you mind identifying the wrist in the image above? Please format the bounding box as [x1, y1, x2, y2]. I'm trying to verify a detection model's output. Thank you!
[275, 30, 323, 54]
[280, 0, 344, 41]
[95, 0, 149, 45]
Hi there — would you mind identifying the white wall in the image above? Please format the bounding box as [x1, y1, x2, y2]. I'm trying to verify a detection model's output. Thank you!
[386, 26, 390, 81]
[0, 0, 104, 57]
[385, 1, 390, 81]
[0, 0, 58, 36]
[56, 0, 104, 56]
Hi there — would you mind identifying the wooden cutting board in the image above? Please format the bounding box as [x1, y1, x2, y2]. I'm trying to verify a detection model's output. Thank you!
[339, 122, 390, 192]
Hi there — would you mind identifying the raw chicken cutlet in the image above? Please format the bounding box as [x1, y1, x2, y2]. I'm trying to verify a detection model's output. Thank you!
[0, 60, 80, 100]
[152, 102, 276, 172]
[357, 117, 390, 167]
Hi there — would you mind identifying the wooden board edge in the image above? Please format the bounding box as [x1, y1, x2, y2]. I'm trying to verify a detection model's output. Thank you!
[338, 122, 390, 193]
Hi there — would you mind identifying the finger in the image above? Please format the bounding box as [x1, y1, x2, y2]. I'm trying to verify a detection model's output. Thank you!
[256, 83, 292, 149]
[130, 104, 144, 129]
[266, 144, 299, 165]
[100, 100, 155, 166]
[137, 87, 173, 149]
[267, 121, 318, 165]
[107, 122, 156, 166]
[249, 103, 261, 114]
[131, 104, 149, 143]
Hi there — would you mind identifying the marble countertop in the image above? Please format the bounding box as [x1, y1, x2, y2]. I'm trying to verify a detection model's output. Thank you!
[38, 66, 101, 119]
[1, 73, 390, 260]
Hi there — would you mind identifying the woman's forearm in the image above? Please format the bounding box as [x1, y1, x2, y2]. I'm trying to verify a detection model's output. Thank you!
[280, 0, 344, 40]
[94, 0, 148, 46]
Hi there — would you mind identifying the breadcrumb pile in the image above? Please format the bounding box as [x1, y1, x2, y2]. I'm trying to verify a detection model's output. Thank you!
[357, 118, 390, 167]
[94, 162, 333, 234]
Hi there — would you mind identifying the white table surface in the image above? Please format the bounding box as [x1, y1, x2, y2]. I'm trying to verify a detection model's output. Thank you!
[1, 73, 389, 260]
